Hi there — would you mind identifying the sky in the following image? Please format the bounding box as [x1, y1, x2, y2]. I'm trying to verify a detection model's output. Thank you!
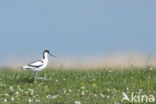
[0, 0, 156, 60]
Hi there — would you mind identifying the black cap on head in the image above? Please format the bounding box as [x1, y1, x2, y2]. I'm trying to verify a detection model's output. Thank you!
[44, 50, 50, 53]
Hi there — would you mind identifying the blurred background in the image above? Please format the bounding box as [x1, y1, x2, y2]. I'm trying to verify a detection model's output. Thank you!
[0, 0, 156, 68]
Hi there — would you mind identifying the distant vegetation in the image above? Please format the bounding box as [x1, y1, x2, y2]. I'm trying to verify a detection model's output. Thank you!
[7, 53, 156, 69]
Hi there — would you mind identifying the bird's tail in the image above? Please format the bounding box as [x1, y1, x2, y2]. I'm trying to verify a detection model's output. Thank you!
[21, 65, 31, 70]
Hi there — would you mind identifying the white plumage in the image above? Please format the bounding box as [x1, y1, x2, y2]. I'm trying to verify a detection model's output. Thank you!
[22, 60, 47, 71]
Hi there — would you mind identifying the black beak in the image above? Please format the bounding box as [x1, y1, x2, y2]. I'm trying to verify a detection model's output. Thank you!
[49, 53, 57, 57]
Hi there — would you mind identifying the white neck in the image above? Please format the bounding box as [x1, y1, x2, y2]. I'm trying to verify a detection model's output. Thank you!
[43, 52, 49, 60]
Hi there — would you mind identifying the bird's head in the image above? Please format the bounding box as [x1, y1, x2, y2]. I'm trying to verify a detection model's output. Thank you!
[43, 50, 56, 58]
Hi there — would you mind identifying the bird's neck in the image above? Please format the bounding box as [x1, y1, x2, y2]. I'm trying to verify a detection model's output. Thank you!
[43, 53, 48, 60]
[44, 56, 48, 60]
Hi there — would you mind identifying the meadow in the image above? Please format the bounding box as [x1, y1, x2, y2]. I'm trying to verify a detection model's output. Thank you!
[0, 68, 155, 104]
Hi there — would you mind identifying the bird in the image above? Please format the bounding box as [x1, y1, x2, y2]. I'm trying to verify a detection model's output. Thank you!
[21, 50, 56, 81]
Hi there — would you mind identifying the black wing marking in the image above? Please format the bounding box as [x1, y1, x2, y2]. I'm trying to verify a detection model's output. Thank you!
[28, 60, 44, 68]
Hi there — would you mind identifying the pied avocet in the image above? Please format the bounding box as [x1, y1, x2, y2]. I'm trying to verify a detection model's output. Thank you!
[21, 50, 56, 81]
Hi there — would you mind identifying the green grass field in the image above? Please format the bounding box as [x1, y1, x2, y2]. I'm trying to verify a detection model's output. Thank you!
[0, 68, 155, 104]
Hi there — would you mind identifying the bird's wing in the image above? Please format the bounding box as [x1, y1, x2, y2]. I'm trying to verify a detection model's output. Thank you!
[28, 60, 44, 68]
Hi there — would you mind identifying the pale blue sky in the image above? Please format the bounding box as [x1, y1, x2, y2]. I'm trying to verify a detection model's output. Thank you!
[0, 0, 156, 59]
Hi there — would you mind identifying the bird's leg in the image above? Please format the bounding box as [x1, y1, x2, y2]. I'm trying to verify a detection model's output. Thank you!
[38, 77, 47, 80]
[35, 72, 47, 80]
[43, 77, 48, 80]
[34, 72, 38, 82]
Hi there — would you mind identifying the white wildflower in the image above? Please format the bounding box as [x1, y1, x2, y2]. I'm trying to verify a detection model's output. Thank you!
[52, 95, 59, 99]
[114, 102, 121, 104]
[28, 99, 33, 103]
[69, 89, 72, 92]
[100, 93, 105, 97]
[88, 75, 91, 78]
[75, 101, 81, 104]
[3, 93, 9, 96]
[113, 88, 117, 91]
[126, 88, 129, 91]
[16, 91, 19, 95]
[81, 87, 85, 89]
[28, 88, 34, 92]
[46, 95, 51, 98]
[10, 86, 14, 92]
[11, 97, 15, 101]
[31, 91, 34, 96]
[4, 99, 7, 103]
[107, 95, 110, 98]
[107, 88, 110, 92]
[138, 89, 142, 93]
[35, 99, 40, 103]
[81, 90, 85, 95]
[64, 90, 66, 94]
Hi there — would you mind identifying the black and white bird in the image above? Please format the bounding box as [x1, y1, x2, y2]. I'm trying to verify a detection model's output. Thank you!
[21, 50, 56, 81]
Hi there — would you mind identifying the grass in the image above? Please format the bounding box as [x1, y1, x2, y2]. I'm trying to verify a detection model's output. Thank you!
[0, 68, 155, 104]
